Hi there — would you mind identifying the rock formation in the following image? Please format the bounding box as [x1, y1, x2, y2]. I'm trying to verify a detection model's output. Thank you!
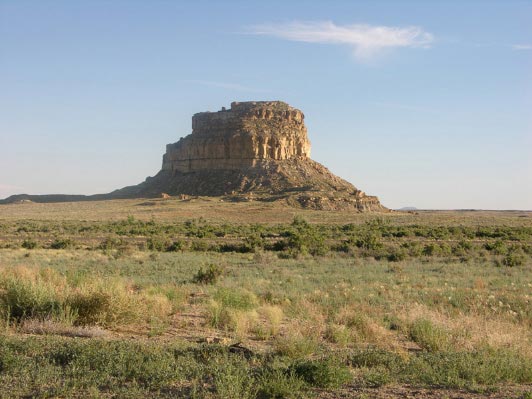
[162, 101, 310, 173]
[1, 101, 386, 211]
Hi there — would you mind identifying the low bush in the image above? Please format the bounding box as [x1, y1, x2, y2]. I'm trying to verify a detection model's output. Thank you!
[146, 236, 170, 251]
[291, 357, 352, 389]
[387, 247, 408, 262]
[211, 356, 256, 399]
[21, 239, 38, 249]
[484, 240, 508, 255]
[502, 246, 526, 267]
[190, 240, 210, 252]
[50, 238, 75, 249]
[192, 264, 224, 285]
[1, 276, 63, 321]
[256, 368, 307, 399]
[166, 240, 185, 252]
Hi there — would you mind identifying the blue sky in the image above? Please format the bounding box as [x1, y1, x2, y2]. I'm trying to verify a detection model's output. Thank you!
[1, 0, 531, 209]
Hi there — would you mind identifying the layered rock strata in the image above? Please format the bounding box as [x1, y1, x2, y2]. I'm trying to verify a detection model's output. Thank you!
[162, 101, 310, 173]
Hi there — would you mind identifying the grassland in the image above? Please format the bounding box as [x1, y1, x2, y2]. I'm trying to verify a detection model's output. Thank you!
[0, 199, 531, 398]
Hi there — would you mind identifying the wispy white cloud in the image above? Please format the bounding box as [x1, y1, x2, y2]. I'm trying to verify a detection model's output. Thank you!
[248, 21, 434, 61]
[187, 80, 270, 93]
[511, 44, 532, 50]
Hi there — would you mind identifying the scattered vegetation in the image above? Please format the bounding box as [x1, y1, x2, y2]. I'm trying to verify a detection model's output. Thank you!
[0, 208, 531, 397]
[5, 216, 531, 268]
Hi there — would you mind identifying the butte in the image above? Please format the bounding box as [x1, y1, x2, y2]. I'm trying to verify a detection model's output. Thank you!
[2, 101, 386, 211]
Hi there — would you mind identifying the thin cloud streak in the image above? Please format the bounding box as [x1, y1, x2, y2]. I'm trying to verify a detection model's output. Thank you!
[248, 21, 434, 61]
[511, 44, 532, 50]
[187, 80, 271, 93]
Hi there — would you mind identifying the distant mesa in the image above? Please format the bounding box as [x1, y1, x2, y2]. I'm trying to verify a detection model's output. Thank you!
[1, 101, 386, 212]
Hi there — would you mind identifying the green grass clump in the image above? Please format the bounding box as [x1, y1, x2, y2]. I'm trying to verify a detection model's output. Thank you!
[1, 277, 62, 321]
[408, 318, 451, 352]
[214, 287, 258, 310]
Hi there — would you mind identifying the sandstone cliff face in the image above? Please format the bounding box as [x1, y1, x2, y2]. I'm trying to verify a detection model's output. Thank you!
[162, 102, 311, 173]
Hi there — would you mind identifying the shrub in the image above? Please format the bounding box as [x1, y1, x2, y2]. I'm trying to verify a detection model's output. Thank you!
[192, 264, 224, 285]
[484, 240, 508, 255]
[99, 237, 123, 251]
[387, 248, 407, 262]
[335, 311, 376, 342]
[218, 243, 254, 253]
[146, 236, 169, 251]
[502, 246, 526, 267]
[355, 231, 383, 251]
[422, 243, 441, 257]
[21, 239, 38, 249]
[281, 216, 329, 256]
[50, 238, 74, 249]
[212, 357, 256, 399]
[1, 276, 62, 321]
[166, 240, 185, 252]
[290, 358, 352, 389]
[256, 369, 307, 399]
[190, 240, 210, 252]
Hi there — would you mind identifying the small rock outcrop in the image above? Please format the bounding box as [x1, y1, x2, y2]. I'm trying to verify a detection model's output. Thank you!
[1, 101, 386, 211]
